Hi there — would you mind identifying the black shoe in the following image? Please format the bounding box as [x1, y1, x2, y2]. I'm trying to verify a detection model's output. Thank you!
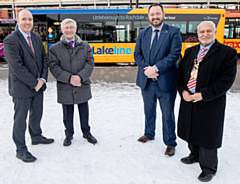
[63, 137, 73, 146]
[181, 154, 198, 164]
[198, 172, 215, 182]
[164, 146, 175, 157]
[16, 151, 37, 162]
[83, 133, 97, 144]
[32, 135, 54, 145]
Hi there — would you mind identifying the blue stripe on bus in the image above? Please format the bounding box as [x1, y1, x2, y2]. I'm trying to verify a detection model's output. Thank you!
[29, 9, 131, 15]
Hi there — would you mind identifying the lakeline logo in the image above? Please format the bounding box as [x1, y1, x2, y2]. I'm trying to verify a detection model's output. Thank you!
[92, 46, 132, 55]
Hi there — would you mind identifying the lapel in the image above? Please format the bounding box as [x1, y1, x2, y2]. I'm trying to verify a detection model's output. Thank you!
[185, 45, 199, 82]
[16, 30, 35, 58]
[31, 32, 38, 57]
[144, 27, 152, 64]
[16, 30, 40, 73]
[153, 24, 168, 57]
[201, 40, 220, 63]
[189, 45, 200, 67]
[30, 33, 42, 71]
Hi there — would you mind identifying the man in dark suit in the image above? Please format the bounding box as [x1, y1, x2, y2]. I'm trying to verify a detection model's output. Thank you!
[177, 21, 237, 182]
[4, 9, 54, 162]
[134, 3, 182, 156]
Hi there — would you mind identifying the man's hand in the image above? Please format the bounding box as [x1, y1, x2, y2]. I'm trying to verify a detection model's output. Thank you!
[182, 90, 193, 102]
[70, 75, 81, 87]
[191, 92, 203, 103]
[34, 79, 44, 92]
[144, 66, 159, 79]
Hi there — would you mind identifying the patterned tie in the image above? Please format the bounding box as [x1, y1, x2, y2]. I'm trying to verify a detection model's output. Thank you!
[68, 40, 74, 49]
[187, 47, 207, 93]
[27, 35, 35, 55]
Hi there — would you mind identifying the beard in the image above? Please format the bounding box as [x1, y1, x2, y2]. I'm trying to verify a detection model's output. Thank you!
[150, 18, 163, 27]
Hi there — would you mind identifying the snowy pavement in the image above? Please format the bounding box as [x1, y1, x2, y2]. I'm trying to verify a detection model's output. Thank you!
[0, 80, 240, 184]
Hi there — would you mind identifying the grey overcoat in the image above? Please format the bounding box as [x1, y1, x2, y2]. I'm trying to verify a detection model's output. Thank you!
[49, 35, 94, 104]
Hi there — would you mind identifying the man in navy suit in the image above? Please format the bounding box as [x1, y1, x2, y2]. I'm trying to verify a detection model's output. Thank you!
[4, 9, 54, 162]
[134, 3, 182, 156]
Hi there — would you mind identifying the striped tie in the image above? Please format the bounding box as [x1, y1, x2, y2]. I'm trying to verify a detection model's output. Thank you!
[187, 47, 207, 93]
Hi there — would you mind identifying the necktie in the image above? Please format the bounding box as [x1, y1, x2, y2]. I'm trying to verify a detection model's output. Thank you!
[27, 36, 35, 55]
[187, 47, 207, 93]
[149, 30, 159, 65]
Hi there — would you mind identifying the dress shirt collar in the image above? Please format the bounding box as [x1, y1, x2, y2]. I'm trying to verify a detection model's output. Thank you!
[18, 26, 31, 40]
[200, 40, 215, 52]
[151, 23, 164, 33]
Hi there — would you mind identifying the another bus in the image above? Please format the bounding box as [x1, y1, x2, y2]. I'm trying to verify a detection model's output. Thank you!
[30, 8, 226, 64]
[224, 10, 240, 55]
[0, 19, 16, 62]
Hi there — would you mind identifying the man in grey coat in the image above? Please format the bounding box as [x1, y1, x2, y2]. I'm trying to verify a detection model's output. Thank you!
[4, 9, 54, 162]
[49, 18, 97, 146]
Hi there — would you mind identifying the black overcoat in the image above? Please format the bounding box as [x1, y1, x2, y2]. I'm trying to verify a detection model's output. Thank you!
[177, 40, 237, 149]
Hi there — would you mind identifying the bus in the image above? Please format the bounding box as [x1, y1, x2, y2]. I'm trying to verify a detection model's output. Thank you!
[224, 10, 240, 55]
[0, 19, 16, 62]
[30, 8, 226, 64]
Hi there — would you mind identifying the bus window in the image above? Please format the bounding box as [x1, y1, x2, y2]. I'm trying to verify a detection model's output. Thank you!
[185, 21, 200, 42]
[165, 21, 187, 41]
[105, 21, 118, 42]
[134, 20, 148, 41]
[225, 18, 240, 39]
[224, 17, 240, 54]
[79, 22, 103, 42]
[116, 21, 131, 42]
[236, 25, 240, 39]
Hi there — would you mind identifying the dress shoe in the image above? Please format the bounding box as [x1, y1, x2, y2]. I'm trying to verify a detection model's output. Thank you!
[164, 146, 175, 156]
[180, 154, 198, 164]
[198, 172, 215, 182]
[32, 135, 54, 145]
[137, 135, 154, 143]
[63, 137, 73, 146]
[16, 151, 37, 162]
[83, 133, 97, 144]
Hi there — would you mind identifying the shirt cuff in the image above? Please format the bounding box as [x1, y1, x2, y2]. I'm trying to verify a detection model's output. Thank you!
[39, 78, 46, 83]
[153, 65, 159, 72]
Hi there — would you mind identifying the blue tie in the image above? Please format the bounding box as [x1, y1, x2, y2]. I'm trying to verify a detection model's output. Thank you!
[150, 30, 159, 65]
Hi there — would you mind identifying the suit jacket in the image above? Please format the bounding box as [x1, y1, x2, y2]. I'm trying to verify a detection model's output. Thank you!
[4, 29, 48, 98]
[134, 24, 182, 92]
[177, 40, 237, 148]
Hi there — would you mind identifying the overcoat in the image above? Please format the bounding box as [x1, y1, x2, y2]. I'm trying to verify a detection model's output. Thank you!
[177, 40, 237, 149]
[49, 35, 94, 104]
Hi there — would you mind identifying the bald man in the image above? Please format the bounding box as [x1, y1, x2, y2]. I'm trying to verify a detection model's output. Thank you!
[4, 9, 54, 162]
[177, 21, 237, 182]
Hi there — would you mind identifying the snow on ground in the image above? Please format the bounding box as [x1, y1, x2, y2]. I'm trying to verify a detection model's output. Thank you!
[0, 80, 239, 184]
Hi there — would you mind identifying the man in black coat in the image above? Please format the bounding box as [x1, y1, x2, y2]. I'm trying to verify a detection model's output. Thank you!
[4, 9, 54, 162]
[177, 21, 237, 182]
